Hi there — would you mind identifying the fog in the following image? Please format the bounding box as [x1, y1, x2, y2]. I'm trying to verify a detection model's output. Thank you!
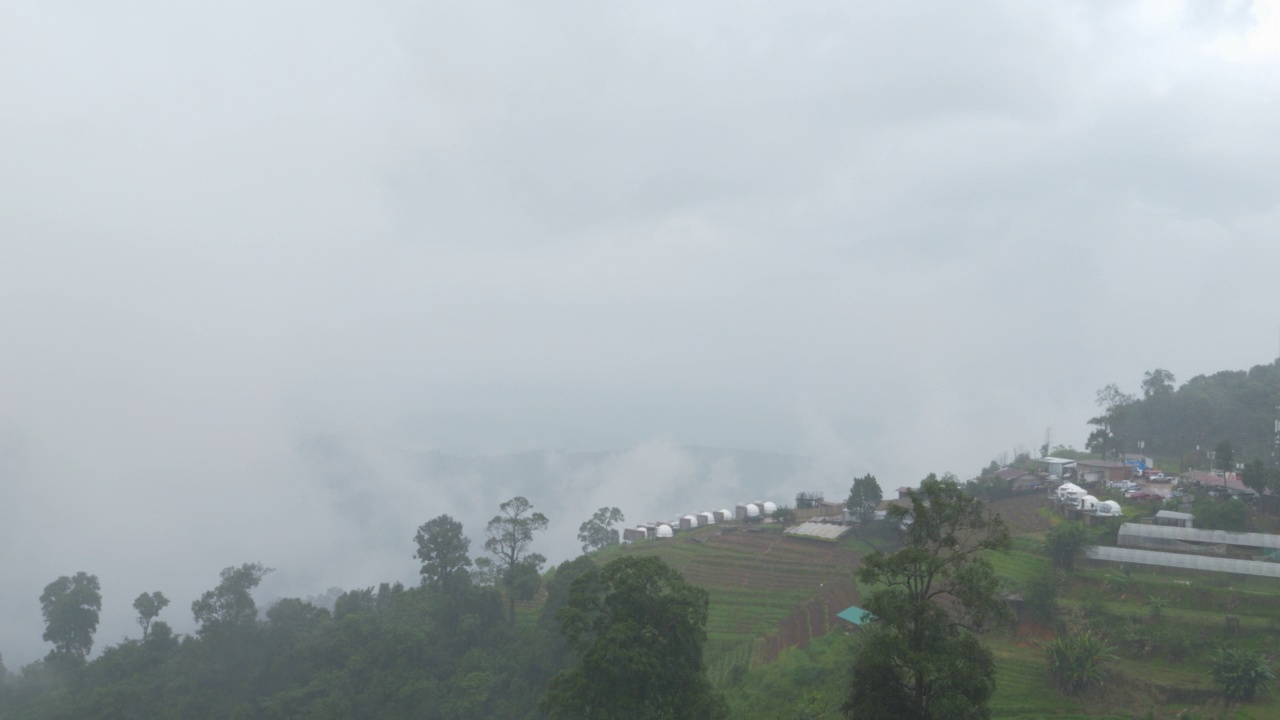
[4, 0, 1280, 666]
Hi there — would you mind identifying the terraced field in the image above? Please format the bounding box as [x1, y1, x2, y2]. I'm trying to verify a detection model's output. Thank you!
[611, 525, 865, 643]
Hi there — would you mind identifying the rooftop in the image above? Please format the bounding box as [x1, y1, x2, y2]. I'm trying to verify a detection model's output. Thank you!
[1086, 545, 1280, 579]
[1118, 522, 1280, 550]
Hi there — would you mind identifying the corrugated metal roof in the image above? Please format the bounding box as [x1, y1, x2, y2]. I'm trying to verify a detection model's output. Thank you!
[1085, 545, 1280, 578]
[1154, 511, 1195, 521]
[1118, 522, 1280, 550]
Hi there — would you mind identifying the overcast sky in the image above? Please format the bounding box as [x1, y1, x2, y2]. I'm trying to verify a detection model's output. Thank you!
[5, 0, 1280, 666]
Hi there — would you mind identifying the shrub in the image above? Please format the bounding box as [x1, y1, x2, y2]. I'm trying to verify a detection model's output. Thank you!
[1043, 631, 1117, 694]
[1209, 647, 1275, 701]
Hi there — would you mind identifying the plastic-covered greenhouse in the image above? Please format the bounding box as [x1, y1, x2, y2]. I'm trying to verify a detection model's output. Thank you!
[1117, 523, 1280, 554]
[1085, 545, 1280, 578]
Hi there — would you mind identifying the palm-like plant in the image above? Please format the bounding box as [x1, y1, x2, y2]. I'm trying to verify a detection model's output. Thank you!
[1210, 647, 1275, 701]
[1043, 631, 1117, 694]
[1147, 594, 1167, 622]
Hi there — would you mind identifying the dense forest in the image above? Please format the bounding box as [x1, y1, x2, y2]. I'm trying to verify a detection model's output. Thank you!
[0, 496, 727, 720]
[1086, 360, 1280, 469]
[0, 560, 587, 719]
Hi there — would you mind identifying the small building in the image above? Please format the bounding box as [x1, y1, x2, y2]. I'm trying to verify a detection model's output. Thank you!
[896, 486, 912, 500]
[714, 509, 732, 523]
[698, 511, 716, 525]
[1154, 510, 1194, 528]
[1121, 453, 1155, 471]
[1077, 460, 1132, 485]
[995, 467, 1041, 492]
[623, 527, 648, 543]
[680, 515, 699, 531]
[1038, 456, 1078, 479]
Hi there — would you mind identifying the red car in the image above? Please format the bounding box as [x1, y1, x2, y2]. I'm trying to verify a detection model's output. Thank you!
[1125, 491, 1156, 501]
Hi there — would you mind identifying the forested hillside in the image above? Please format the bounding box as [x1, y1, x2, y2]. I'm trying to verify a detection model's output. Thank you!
[0, 566, 581, 720]
[1087, 360, 1280, 466]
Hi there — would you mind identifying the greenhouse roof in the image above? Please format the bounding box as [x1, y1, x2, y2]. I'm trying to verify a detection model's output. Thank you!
[1085, 545, 1280, 578]
[1117, 523, 1280, 550]
[783, 521, 851, 541]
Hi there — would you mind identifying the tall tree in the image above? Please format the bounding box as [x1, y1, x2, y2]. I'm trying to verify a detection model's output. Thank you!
[485, 496, 549, 624]
[1216, 439, 1235, 473]
[192, 563, 272, 637]
[1141, 368, 1177, 398]
[1044, 521, 1088, 572]
[577, 507, 625, 554]
[846, 474, 883, 525]
[132, 591, 169, 640]
[844, 474, 1011, 720]
[541, 556, 727, 719]
[1086, 383, 1135, 459]
[1241, 459, 1271, 494]
[40, 572, 102, 661]
[414, 514, 473, 593]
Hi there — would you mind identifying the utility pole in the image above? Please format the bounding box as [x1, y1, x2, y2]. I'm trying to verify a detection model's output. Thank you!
[1273, 406, 1280, 467]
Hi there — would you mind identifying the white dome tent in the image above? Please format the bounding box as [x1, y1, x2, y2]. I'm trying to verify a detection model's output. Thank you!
[1079, 495, 1099, 512]
[1095, 500, 1123, 517]
[1056, 483, 1086, 503]
[761, 501, 778, 516]
[655, 524, 674, 538]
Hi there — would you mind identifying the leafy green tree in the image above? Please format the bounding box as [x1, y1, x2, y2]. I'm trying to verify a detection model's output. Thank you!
[415, 514, 473, 592]
[485, 496, 549, 624]
[1241, 458, 1271, 493]
[541, 556, 728, 719]
[1216, 439, 1234, 473]
[1194, 498, 1248, 531]
[844, 475, 1011, 720]
[1141, 368, 1176, 398]
[1023, 567, 1062, 625]
[192, 563, 272, 636]
[1044, 521, 1089, 572]
[1086, 384, 1135, 459]
[1210, 646, 1275, 701]
[773, 504, 798, 527]
[846, 474, 883, 525]
[1043, 632, 1116, 694]
[40, 572, 102, 661]
[577, 506, 625, 554]
[132, 591, 169, 640]
[471, 556, 498, 587]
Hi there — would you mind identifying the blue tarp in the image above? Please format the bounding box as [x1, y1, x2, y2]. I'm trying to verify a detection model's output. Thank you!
[836, 605, 874, 626]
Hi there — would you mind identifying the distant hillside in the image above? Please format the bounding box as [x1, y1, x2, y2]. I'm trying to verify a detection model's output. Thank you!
[1097, 360, 1280, 466]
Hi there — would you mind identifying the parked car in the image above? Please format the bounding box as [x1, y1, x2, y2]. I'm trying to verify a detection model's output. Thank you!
[1126, 491, 1157, 501]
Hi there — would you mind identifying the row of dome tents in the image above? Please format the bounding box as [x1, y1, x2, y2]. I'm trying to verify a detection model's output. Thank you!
[621, 501, 779, 542]
[1054, 482, 1122, 517]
